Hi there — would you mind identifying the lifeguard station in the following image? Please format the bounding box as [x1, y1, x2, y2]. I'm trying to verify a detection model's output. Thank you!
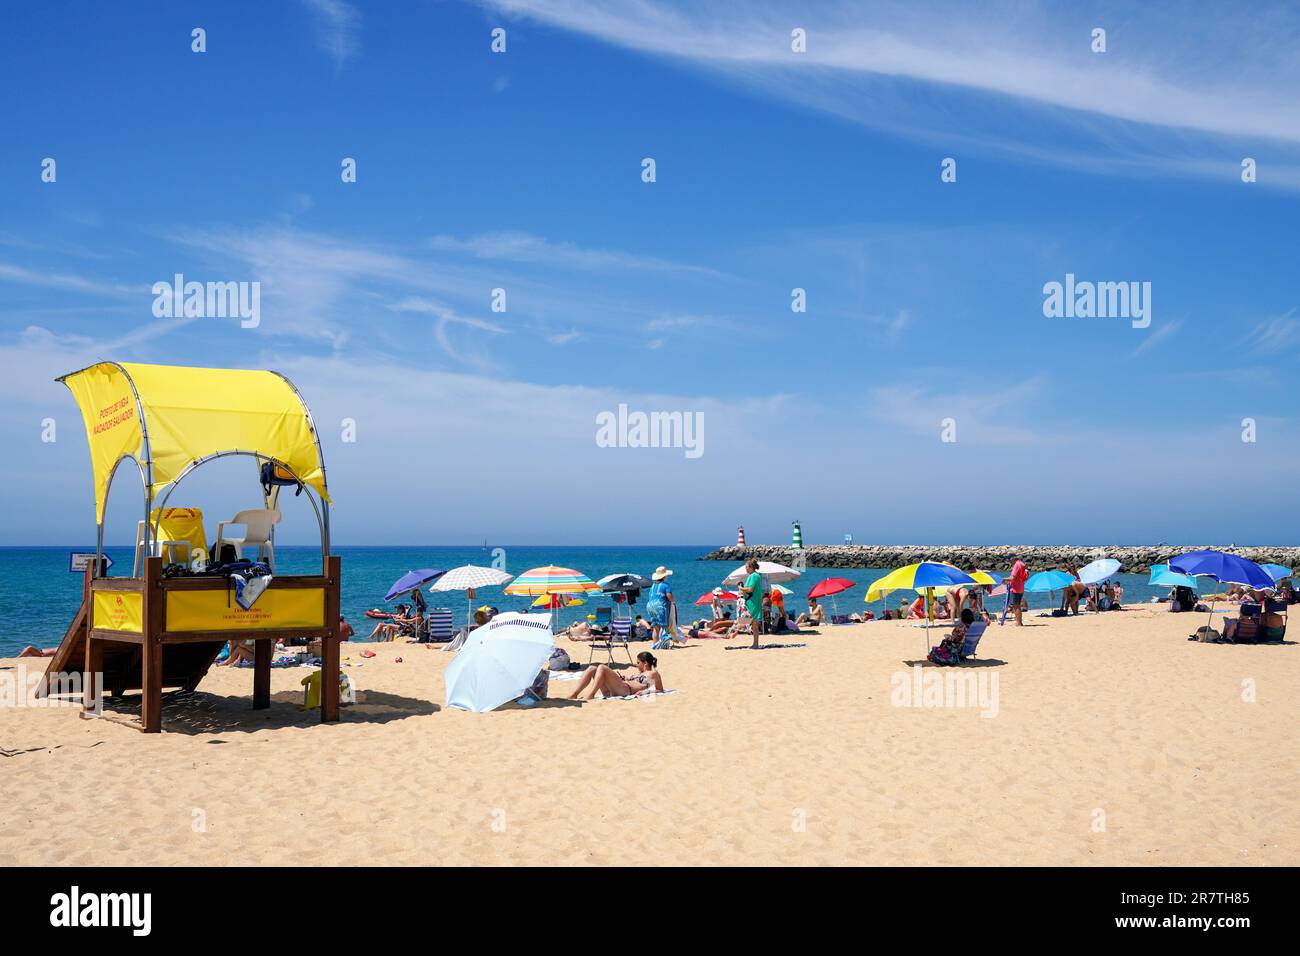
[37, 362, 342, 732]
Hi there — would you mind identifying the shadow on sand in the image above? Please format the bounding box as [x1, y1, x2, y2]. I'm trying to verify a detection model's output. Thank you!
[95, 687, 437, 735]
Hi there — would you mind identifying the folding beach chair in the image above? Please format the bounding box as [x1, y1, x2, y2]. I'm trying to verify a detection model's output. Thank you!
[593, 606, 613, 633]
[590, 616, 634, 665]
[1263, 598, 1288, 642]
[959, 620, 988, 660]
[425, 609, 455, 643]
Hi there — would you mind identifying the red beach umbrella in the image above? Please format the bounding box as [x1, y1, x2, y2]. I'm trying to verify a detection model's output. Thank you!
[807, 577, 856, 618]
[695, 590, 739, 606]
[808, 578, 855, 599]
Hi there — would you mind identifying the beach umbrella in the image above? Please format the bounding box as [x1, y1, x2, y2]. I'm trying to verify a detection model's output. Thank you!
[695, 590, 739, 606]
[808, 576, 856, 617]
[596, 572, 652, 592]
[1170, 549, 1274, 635]
[722, 561, 802, 585]
[1078, 558, 1121, 586]
[429, 564, 515, 633]
[970, 570, 1003, 585]
[1169, 550, 1273, 590]
[530, 593, 584, 608]
[770, 583, 794, 596]
[444, 612, 554, 712]
[866, 562, 976, 602]
[504, 566, 600, 596]
[867, 562, 976, 649]
[1149, 564, 1197, 589]
[1024, 569, 1077, 612]
[1261, 563, 1293, 582]
[1025, 570, 1075, 592]
[384, 568, 448, 601]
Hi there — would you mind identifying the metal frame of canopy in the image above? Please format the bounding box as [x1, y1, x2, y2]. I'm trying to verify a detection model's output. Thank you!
[41, 362, 342, 733]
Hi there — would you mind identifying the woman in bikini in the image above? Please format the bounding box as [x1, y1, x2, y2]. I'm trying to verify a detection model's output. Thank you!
[566, 651, 663, 700]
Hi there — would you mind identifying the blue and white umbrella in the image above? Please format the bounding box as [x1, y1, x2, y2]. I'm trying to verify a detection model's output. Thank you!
[1078, 558, 1121, 585]
[444, 612, 554, 713]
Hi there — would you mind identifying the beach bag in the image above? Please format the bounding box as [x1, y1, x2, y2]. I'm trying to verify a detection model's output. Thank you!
[1192, 626, 1221, 643]
[927, 639, 961, 665]
[1173, 586, 1197, 612]
[547, 647, 571, 671]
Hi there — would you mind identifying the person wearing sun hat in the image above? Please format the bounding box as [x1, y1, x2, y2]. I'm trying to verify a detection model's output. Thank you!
[646, 566, 675, 646]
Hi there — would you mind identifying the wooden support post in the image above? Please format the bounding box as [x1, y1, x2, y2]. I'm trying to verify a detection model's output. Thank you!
[253, 639, 272, 709]
[320, 555, 341, 723]
[80, 558, 103, 718]
[141, 556, 164, 733]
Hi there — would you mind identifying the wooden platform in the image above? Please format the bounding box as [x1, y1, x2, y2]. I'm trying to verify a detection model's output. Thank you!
[37, 555, 341, 732]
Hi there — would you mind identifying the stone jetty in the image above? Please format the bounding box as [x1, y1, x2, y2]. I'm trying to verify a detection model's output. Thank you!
[697, 544, 1300, 575]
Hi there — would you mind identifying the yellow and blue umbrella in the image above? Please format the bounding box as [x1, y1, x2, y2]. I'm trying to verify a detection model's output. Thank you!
[866, 561, 976, 602]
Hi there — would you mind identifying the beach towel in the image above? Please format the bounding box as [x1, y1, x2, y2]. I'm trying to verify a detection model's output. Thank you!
[724, 642, 808, 651]
[230, 566, 273, 610]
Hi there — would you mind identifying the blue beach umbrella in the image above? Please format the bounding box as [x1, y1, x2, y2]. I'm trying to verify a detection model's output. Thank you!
[1170, 550, 1274, 635]
[1149, 564, 1198, 589]
[385, 568, 448, 601]
[444, 612, 554, 712]
[1169, 550, 1273, 590]
[1261, 563, 1293, 582]
[1025, 570, 1076, 592]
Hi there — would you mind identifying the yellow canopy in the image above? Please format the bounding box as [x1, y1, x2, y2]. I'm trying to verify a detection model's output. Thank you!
[59, 362, 329, 522]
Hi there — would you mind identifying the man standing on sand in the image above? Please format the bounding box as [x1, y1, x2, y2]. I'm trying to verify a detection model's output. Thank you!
[740, 558, 764, 648]
[1005, 557, 1028, 626]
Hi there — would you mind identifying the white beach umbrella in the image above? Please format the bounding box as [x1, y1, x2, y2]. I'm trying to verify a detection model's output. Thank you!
[429, 564, 515, 632]
[444, 612, 553, 712]
[722, 561, 802, 585]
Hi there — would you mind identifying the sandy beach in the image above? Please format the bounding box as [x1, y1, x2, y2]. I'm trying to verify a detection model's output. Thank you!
[2, 604, 1296, 867]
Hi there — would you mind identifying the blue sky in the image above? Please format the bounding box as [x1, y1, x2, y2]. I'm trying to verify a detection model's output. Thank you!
[1, 0, 1297, 547]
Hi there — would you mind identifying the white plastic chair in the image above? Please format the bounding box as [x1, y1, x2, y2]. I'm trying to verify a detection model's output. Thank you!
[215, 509, 281, 568]
[133, 520, 193, 576]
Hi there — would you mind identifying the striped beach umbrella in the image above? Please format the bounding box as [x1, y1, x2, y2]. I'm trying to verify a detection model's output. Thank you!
[791, 520, 803, 549]
[504, 566, 600, 597]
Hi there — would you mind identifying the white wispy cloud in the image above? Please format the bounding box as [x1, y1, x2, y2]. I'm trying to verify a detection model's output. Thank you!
[300, 0, 361, 69]
[1129, 318, 1183, 358]
[428, 231, 723, 277]
[481, 1, 1300, 187]
[1242, 307, 1298, 352]
[0, 262, 142, 297]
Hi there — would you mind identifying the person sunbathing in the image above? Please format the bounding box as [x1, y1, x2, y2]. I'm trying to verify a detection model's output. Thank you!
[796, 596, 827, 627]
[17, 645, 56, 658]
[566, 652, 663, 700]
[217, 639, 255, 666]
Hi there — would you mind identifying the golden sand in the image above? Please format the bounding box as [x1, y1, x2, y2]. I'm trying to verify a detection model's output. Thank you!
[1, 604, 1295, 866]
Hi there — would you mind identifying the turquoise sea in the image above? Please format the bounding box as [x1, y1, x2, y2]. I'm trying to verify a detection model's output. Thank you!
[0, 545, 1173, 656]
